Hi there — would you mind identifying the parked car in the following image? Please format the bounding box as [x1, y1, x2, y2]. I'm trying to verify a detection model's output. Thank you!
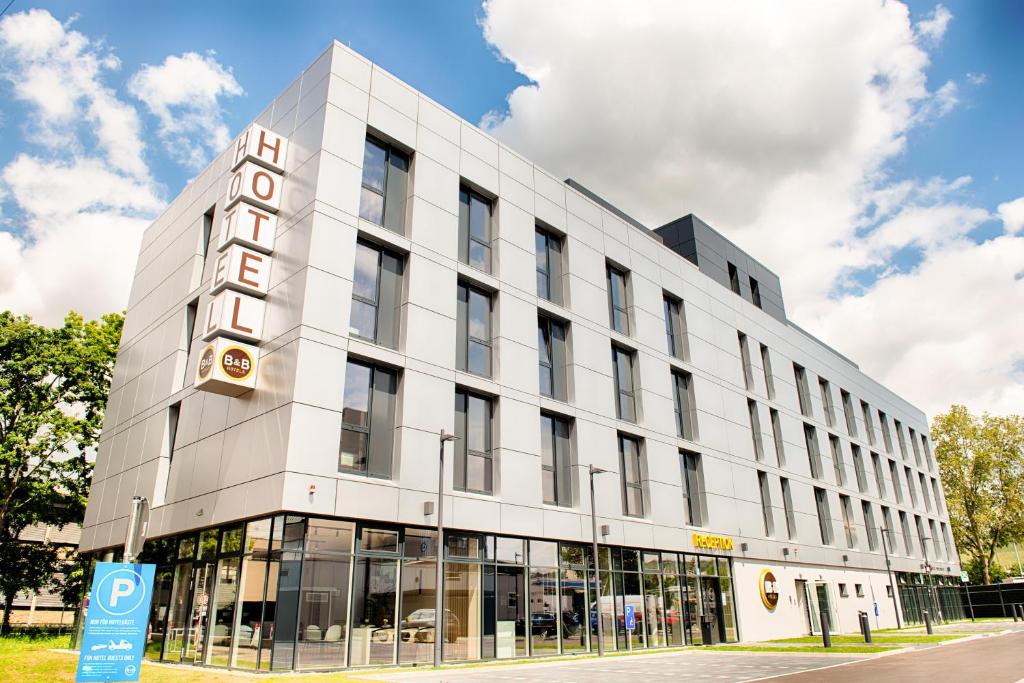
[399, 608, 460, 643]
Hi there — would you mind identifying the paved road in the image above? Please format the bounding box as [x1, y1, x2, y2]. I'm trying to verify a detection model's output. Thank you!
[770, 630, 1024, 683]
[367, 650, 868, 683]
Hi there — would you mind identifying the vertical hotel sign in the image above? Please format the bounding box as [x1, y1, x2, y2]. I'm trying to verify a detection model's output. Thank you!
[195, 124, 288, 397]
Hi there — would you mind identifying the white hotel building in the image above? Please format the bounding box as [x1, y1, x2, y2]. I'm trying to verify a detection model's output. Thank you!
[79, 41, 963, 671]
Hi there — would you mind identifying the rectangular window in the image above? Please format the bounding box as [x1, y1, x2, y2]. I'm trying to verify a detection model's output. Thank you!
[456, 282, 492, 377]
[359, 136, 409, 232]
[454, 389, 493, 494]
[909, 427, 922, 466]
[607, 264, 630, 335]
[929, 519, 942, 559]
[727, 262, 741, 295]
[612, 345, 637, 422]
[931, 478, 943, 513]
[919, 472, 932, 511]
[770, 408, 785, 466]
[814, 487, 834, 545]
[340, 360, 398, 477]
[905, 466, 918, 506]
[841, 390, 857, 437]
[855, 583, 865, 598]
[829, 435, 846, 486]
[350, 240, 404, 349]
[882, 506, 899, 554]
[890, 460, 903, 503]
[673, 370, 697, 441]
[681, 450, 705, 526]
[749, 276, 762, 309]
[900, 510, 914, 556]
[458, 186, 492, 272]
[794, 364, 812, 417]
[620, 435, 644, 517]
[915, 515, 927, 559]
[862, 501, 879, 551]
[781, 477, 796, 539]
[760, 344, 775, 399]
[894, 419, 908, 460]
[183, 298, 198, 386]
[537, 316, 567, 401]
[167, 402, 180, 464]
[840, 495, 856, 548]
[758, 471, 774, 537]
[738, 332, 754, 391]
[540, 413, 572, 506]
[861, 401, 876, 445]
[804, 423, 822, 479]
[819, 378, 835, 428]
[872, 452, 887, 499]
[879, 410, 894, 454]
[852, 445, 868, 494]
[535, 227, 563, 304]
[663, 294, 688, 359]
[941, 522, 953, 560]
[748, 399, 764, 461]
[922, 436, 935, 472]
[838, 583, 849, 598]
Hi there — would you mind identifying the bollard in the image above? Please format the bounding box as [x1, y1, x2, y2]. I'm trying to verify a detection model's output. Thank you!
[862, 612, 873, 643]
[923, 609, 933, 635]
[820, 607, 832, 648]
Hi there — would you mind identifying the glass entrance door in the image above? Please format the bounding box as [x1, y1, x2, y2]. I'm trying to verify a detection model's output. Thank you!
[184, 563, 215, 664]
[802, 581, 836, 634]
[699, 577, 723, 645]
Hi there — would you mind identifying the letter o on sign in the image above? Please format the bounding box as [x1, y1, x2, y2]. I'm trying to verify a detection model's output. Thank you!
[759, 569, 779, 610]
[251, 170, 276, 201]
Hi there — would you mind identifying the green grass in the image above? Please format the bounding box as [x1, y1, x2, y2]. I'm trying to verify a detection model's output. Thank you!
[705, 644, 898, 654]
[770, 634, 961, 644]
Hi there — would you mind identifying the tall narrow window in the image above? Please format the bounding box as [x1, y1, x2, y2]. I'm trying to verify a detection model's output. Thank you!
[814, 487, 834, 545]
[872, 452, 887, 499]
[861, 401, 876, 445]
[202, 206, 214, 259]
[931, 478, 943, 513]
[841, 389, 857, 437]
[727, 262, 741, 295]
[749, 276, 762, 309]
[672, 370, 697, 441]
[663, 294, 687, 359]
[540, 413, 572, 507]
[929, 519, 943, 559]
[851, 445, 868, 493]
[340, 360, 398, 478]
[922, 436, 935, 472]
[919, 472, 932, 511]
[909, 427, 922, 466]
[941, 522, 953, 560]
[770, 408, 785, 466]
[760, 344, 775, 399]
[183, 298, 198, 386]
[535, 228, 563, 304]
[915, 515, 927, 560]
[738, 332, 754, 391]
[606, 264, 630, 335]
[905, 466, 918, 506]
[758, 471, 774, 537]
[804, 423, 822, 479]
[829, 435, 846, 486]
[879, 410, 894, 454]
[351, 241, 404, 349]
[619, 435, 644, 517]
[794, 364, 812, 417]
[537, 316, 567, 401]
[681, 450, 705, 527]
[359, 136, 410, 232]
[899, 510, 914, 556]
[894, 419, 908, 459]
[819, 378, 835, 428]
[862, 502, 879, 551]
[167, 402, 181, 461]
[748, 399, 764, 461]
[455, 389, 493, 494]
[889, 460, 903, 503]
[839, 494, 856, 548]
[781, 477, 796, 539]
[456, 282, 492, 377]
[882, 506, 899, 554]
[611, 345, 637, 422]
[458, 186, 492, 272]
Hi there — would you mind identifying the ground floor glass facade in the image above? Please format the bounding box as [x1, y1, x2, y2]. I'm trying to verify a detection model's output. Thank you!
[131, 515, 738, 672]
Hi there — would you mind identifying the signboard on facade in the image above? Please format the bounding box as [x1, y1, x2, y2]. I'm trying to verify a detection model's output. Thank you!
[759, 569, 779, 610]
[76, 563, 155, 682]
[692, 533, 734, 551]
[194, 337, 260, 396]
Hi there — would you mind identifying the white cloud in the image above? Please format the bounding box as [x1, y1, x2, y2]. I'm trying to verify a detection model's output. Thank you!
[997, 197, 1024, 235]
[128, 51, 243, 170]
[967, 71, 988, 86]
[481, 0, 1019, 416]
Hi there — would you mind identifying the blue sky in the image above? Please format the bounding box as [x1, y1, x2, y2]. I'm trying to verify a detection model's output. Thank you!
[0, 1, 1021, 416]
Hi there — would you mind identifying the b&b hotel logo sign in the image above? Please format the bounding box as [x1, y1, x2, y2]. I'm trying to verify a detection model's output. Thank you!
[194, 124, 288, 397]
[759, 569, 780, 610]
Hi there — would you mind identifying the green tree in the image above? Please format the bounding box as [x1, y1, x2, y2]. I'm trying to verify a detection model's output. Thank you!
[0, 311, 123, 632]
[932, 405, 1024, 584]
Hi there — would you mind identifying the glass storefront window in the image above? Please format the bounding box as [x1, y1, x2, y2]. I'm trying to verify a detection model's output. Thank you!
[296, 552, 352, 670]
[643, 572, 665, 647]
[719, 576, 738, 642]
[560, 568, 588, 653]
[717, 558, 731, 578]
[682, 554, 698, 575]
[597, 570, 616, 651]
[162, 561, 193, 662]
[244, 519, 273, 557]
[232, 556, 270, 671]
[145, 568, 173, 661]
[684, 575, 701, 644]
[529, 541, 558, 568]
[596, 546, 613, 572]
[361, 528, 399, 554]
[661, 554, 679, 575]
[619, 572, 646, 649]
[307, 519, 354, 555]
[404, 529, 437, 559]
[443, 562, 482, 661]
[621, 550, 640, 573]
[529, 566, 559, 655]
[221, 526, 243, 555]
[699, 556, 716, 577]
[198, 529, 219, 561]
[495, 566, 527, 657]
[447, 533, 482, 559]
[206, 557, 240, 666]
[271, 549, 302, 670]
[560, 543, 588, 569]
[662, 573, 685, 646]
[281, 516, 306, 551]
[350, 557, 399, 666]
[178, 537, 195, 560]
[642, 552, 660, 573]
[495, 537, 525, 564]
[398, 558, 436, 664]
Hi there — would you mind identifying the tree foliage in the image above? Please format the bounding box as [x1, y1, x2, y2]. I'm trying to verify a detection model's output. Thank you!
[932, 405, 1024, 584]
[0, 310, 123, 631]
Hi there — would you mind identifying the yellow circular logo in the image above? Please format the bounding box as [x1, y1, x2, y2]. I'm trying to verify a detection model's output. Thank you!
[759, 569, 779, 610]
[219, 345, 255, 381]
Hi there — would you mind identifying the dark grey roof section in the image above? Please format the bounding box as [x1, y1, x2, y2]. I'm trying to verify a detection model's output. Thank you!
[787, 321, 860, 369]
[655, 214, 787, 323]
[564, 178, 662, 242]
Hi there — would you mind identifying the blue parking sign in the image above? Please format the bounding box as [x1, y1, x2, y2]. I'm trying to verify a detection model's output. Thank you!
[624, 604, 636, 630]
[76, 563, 155, 682]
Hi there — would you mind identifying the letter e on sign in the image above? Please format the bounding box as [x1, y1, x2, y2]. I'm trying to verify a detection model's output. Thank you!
[232, 123, 288, 174]
[210, 244, 272, 297]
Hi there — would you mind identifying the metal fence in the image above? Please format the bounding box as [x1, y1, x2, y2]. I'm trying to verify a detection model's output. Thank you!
[899, 583, 966, 625]
[959, 583, 1024, 619]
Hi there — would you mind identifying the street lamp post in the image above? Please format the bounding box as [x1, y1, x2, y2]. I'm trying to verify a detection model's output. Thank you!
[589, 465, 611, 656]
[433, 430, 458, 669]
[921, 536, 941, 621]
[880, 526, 901, 629]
